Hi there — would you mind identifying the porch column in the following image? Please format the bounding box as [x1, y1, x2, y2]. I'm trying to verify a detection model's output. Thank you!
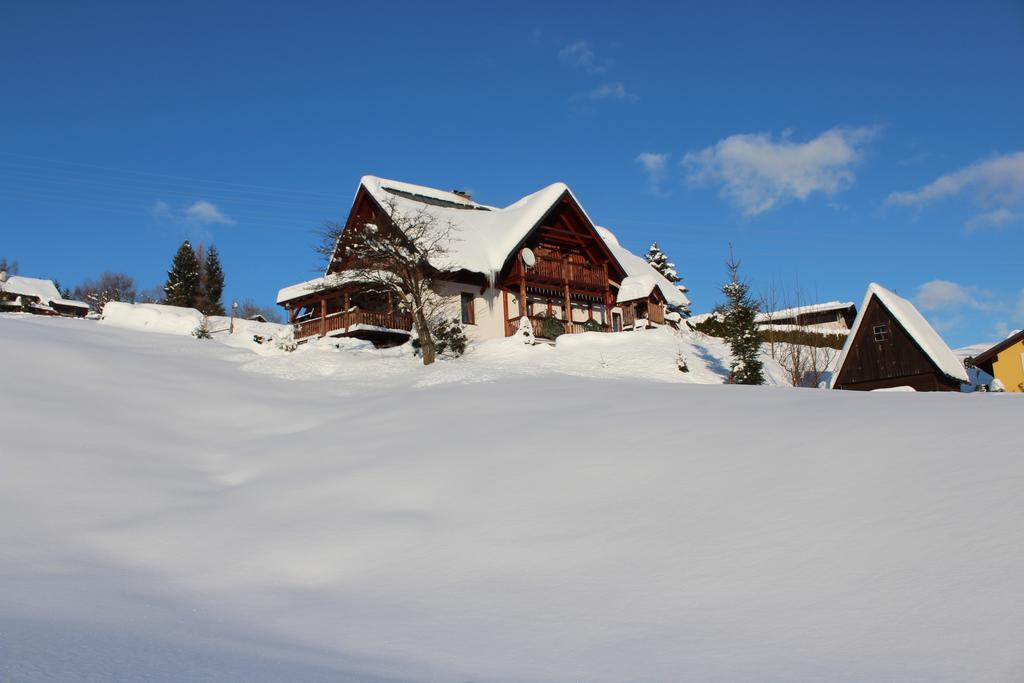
[519, 277, 527, 319]
[343, 289, 351, 330]
[502, 288, 510, 336]
[563, 283, 571, 324]
[319, 297, 327, 337]
[288, 305, 295, 325]
[604, 290, 614, 331]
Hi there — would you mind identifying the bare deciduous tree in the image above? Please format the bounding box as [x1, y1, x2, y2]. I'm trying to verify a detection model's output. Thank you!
[74, 272, 137, 312]
[760, 281, 839, 388]
[322, 198, 456, 366]
[238, 298, 282, 323]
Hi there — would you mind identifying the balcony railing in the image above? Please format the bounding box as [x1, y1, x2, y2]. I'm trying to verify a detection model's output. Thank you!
[294, 308, 413, 341]
[509, 256, 607, 291]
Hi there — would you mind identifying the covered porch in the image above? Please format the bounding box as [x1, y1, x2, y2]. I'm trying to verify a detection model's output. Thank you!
[278, 276, 413, 346]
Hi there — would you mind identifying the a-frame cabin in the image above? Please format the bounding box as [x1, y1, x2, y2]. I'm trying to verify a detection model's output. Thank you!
[832, 283, 969, 392]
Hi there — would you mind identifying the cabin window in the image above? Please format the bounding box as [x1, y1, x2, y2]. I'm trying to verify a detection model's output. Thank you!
[873, 324, 889, 342]
[460, 292, 475, 325]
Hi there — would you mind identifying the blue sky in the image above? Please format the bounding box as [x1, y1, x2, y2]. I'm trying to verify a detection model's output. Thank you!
[2, 0, 1022, 346]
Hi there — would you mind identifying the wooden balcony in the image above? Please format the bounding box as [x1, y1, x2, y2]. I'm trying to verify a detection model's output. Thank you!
[294, 308, 413, 341]
[509, 256, 608, 292]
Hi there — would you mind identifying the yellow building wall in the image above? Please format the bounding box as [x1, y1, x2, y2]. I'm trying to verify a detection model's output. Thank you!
[991, 339, 1024, 392]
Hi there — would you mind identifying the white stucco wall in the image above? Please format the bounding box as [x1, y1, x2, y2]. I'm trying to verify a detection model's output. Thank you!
[431, 280, 506, 340]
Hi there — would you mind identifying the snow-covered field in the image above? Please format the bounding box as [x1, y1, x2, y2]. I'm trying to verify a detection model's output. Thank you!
[2, 313, 1023, 682]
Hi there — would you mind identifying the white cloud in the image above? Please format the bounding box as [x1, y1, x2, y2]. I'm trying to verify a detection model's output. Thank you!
[152, 199, 235, 234]
[681, 126, 877, 216]
[915, 279, 997, 312]
[184, 200, 235, 226]
[588, 82, 635, 102]
[636, 152, 669, 194]
[887, 151, 1024, 207]
[965, 207, 1021, 232]
[558, 40, 606, 75]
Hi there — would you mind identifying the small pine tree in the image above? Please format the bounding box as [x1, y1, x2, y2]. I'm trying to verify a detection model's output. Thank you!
[646, 242, 691, 317]
[716, 250, 764, 385]
[201, 245, 226, 316]
[164, 241, 201, 308]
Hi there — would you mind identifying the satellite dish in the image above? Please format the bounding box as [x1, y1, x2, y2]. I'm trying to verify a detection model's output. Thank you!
[520, 247, 536, 267]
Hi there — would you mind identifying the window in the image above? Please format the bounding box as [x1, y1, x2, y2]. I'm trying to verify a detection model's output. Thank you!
[873, 324, 889, 342]
[460, 292, 475, 325]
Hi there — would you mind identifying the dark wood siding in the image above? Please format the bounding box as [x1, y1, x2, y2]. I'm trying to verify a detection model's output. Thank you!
[834, 294, 960, 392]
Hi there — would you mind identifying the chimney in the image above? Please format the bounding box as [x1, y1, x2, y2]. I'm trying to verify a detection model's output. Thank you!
[451, 189, 473, 202]
[0, 270, 7, 283]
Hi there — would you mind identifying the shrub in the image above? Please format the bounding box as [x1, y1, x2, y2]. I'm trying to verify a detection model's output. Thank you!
[581, 318, 604, 333]
[192, 317, 212, 339]
[536, 313, 565, 340]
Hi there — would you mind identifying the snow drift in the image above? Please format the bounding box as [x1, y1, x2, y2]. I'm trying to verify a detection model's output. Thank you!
[1, 314, 1023, 682]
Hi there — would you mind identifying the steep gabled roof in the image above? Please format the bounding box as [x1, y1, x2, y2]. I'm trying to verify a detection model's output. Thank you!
[0, 276, 90, 311]
[832, 282, 969, 386]
[595, 227, 691, 308]
[1, 275, 62, 302]
[357, 176, 579, 282]
[969, 328, 1024, 369]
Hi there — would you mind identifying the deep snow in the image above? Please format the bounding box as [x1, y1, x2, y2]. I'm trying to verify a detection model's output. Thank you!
[2, 314, 1023, 682]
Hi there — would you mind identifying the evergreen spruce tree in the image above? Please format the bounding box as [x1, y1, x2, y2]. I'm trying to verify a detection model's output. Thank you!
[716, 251, 764, 385]
[201, 245, 226, 316]
[164, 240, 201, 308]
[645, 241, 692, 317]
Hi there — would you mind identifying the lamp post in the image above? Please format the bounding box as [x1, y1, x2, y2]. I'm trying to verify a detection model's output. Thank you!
[229, 300, 239, 334]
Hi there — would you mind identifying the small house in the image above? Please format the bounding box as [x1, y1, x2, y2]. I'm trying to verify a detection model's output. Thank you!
[832, 283, 968, 392]
[0, 274, 89, 318]
[967, 329, 1024, 393]
[756, 301, 857, 331]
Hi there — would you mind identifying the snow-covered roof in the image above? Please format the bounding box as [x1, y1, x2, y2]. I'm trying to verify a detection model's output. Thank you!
[0, 276, 89, 310]
[359, 175, 577, 281]
[0, 275, 62, 302]
[595, 226, 691, 307]
[756, 301, 854, 324]
[52, 298, 90, 310]
[833, 283, 969, 386]
[277, 270, 400, 304]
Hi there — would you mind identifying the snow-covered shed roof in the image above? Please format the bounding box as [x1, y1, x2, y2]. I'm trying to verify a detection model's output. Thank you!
[277, 270, 400, 305]
[0, 275, 91, 311]
[832, 283, 969, 386]
[595, 227, 691, 307]
[1, 275, 62, 302]
[358, 175, 577, 281]
[755, 301, 855, 324]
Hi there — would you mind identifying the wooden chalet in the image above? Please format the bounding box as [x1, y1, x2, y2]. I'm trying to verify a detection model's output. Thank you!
[0, 274, 89, 318]
[277, 176, 690, 345]
[832, 283, 969, 392]
[966, 329, 1024, 393]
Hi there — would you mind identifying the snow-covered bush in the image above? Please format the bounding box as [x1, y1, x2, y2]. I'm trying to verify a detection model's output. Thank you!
[413, 318, 468, 357]
[192, 317, 212, 339]
[581, 318, 603, 333]
[434, 318, 468, 356]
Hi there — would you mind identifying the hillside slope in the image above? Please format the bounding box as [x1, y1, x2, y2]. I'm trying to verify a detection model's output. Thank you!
[1, 315, 1022, 682]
